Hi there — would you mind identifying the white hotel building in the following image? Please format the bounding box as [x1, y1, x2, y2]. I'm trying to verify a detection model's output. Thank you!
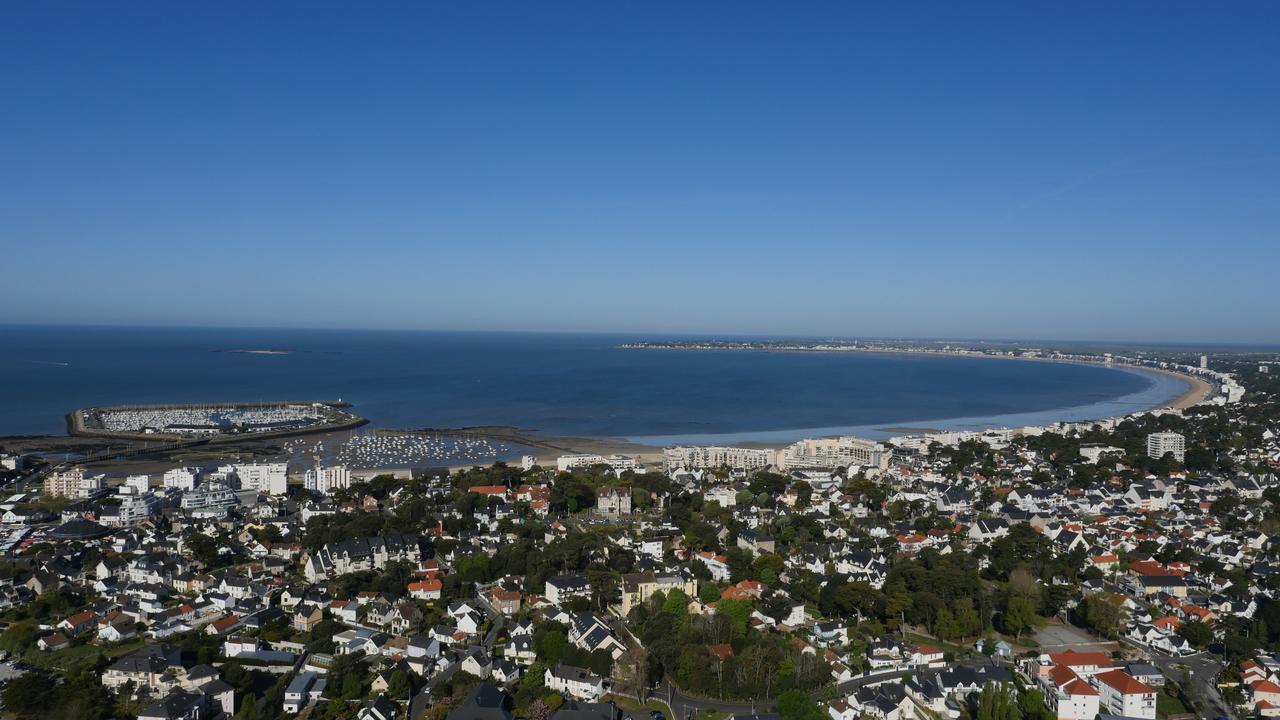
[1146, 432, 1186, 463]
[780, 436, 891, 470]
[556, 454, 639, 473]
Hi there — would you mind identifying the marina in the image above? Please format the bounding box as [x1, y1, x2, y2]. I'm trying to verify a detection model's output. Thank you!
[69, 400, 366, 441]
[281, 429, 530, 469]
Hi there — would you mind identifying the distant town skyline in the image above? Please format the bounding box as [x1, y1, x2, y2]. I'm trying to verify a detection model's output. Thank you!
[3, 3, 1279, 343]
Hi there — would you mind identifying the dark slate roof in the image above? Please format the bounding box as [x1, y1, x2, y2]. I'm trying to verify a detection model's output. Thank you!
[446, 683, 513, 720]
[551, 701, 621, 720]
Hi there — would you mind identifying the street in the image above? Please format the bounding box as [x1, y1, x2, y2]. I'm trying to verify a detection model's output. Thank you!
[654, 679, 775, 720]
[1139, 646, 1232, 720]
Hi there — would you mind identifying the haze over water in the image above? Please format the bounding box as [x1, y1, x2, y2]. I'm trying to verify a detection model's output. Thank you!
[0, 326, 1186, 441]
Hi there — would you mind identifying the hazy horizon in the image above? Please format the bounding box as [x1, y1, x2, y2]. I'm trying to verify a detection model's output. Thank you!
[4, 321, 1278, 350]
[3, 3, 1279, 343]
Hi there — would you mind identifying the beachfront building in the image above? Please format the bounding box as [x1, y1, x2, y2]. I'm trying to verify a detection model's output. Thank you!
[304, 464, 351, 496]
[556, 454, 639, 473]
[222, 462, 288, 495]
[163, 468, 197, 491]
[662, 446, 775, 473]
[1146, 432, 1186, 463]
[779, 436, 890, 471]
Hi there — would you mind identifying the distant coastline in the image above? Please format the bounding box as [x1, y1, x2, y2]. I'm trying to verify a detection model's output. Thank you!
[214, 348, 294, 355]
[616, 339, 1214, 446]
[620, 339, 1213, 409]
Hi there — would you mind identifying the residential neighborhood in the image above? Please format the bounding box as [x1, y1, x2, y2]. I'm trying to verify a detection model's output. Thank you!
[0, 354, 1278, 720]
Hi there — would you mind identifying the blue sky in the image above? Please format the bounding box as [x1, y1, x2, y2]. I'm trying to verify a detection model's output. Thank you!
[2, 2, 1278, 342]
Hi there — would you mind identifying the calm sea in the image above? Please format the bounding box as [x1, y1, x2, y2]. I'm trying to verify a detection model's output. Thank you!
[0, 325, 1187, 442]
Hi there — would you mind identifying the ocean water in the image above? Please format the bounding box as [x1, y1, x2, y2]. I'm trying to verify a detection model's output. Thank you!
[0, 325, 1186, 442]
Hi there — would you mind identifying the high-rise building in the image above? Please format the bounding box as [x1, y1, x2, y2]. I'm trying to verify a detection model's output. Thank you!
[1146, 432, 1186, 463]
[44, 468, 82, 498]
[180, 481, 239, 516]
[111, 488, 160, 526]
[1199, 355, 1208, 369]
[124, 475, 150, 494]
[163, 467, 197, 491]
[222, 462, 288, 495]
[44, 468, 104, 498]
[304, 464, 351, 495]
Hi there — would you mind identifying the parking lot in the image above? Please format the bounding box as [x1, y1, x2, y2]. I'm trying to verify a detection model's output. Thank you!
[1031, 623, 1118, 653]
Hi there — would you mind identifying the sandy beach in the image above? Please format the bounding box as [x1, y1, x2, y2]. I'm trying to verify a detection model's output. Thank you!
[1147, 366, 1213, 410]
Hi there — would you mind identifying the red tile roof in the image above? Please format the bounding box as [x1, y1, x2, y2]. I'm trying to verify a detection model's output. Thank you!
[1096, 669, 1155, 695]
[1049, 649, 1113, 668]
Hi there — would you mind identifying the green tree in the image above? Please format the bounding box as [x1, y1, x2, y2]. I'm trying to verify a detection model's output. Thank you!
[975, 682, 1020, 720]
[698, 583, 722, 604]
[539, 630, 571, 665]
[1079, 592, 1126, 638]
[387, 670, 412, 700]
[0, 622, 36, 655]
[714, 598, 753, 636]
[1, 673, 54, 717]
[1001, 595, 1036, 638]
[777, 689, 824, 720]
[1178, 620, 1213, 648]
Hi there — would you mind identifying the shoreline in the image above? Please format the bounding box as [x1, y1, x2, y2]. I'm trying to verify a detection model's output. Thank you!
[433, 361, 1207, 466]
[1152, 366, 1212, 410]
[0, 355, 1215, 472]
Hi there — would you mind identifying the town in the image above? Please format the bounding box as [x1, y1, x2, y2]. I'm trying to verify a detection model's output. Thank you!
[0, 353, 1278, 720]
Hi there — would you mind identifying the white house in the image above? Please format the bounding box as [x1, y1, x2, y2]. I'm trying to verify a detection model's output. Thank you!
[545, 663, 608, 701]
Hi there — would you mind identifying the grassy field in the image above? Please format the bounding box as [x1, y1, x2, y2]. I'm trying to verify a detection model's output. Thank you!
[606, 693, 675, 720]
[1157, 686, 1189, 718]
[903, 631, 970, 656]
[20, 637, 147, 674]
